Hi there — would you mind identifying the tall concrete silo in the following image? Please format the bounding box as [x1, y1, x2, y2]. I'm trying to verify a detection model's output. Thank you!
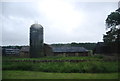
[30, 24, 44, 58]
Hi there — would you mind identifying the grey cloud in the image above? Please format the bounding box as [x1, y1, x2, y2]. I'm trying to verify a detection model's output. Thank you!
[2, 2, 44, 19]
[1, 2, 118, 45]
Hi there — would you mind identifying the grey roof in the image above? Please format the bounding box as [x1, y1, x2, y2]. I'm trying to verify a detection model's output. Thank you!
[5, 48, 19, 51]
[20, 46, 29, 52]
[52, 46, 88, 53]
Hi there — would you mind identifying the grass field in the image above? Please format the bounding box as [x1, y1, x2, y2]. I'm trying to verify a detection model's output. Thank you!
[2, 70, 119, 79]
[2, 55, 119, 79]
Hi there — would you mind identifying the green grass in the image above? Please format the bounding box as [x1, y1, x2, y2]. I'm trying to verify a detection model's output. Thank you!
[2, 70, 119, 79]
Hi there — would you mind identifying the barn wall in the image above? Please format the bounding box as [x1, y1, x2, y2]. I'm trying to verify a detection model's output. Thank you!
[44, 44, 54, 56]
[19, 52, 29, 58]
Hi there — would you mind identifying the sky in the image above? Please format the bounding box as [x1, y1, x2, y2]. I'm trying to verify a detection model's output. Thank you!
[0, 0, 119, 46]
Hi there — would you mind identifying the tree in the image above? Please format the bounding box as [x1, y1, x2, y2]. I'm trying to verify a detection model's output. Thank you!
[103, 8, 120, 43]
[103, 8, 120, 53]
[106, 12, 120, 29]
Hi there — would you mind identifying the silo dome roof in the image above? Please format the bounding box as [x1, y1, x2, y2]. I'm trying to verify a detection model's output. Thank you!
[31, 24, 43, 29]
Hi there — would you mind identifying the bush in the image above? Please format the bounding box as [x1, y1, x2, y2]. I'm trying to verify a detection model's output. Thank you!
[2, 62, 33, 71]
[2, 61, 118, 73]
[93, 54, 104, 59]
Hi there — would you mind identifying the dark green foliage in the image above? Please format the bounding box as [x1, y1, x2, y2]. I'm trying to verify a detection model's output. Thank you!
[3, 61, 118, 73]
[103, 28, 120, 43]
[104, 9, 120, 43]
[3, 62, 33, 71]
[3, 56, 119, 73]
[106, 12, 120, 28]
[93, 54, 104, 59]
[103, 8, 120, 54]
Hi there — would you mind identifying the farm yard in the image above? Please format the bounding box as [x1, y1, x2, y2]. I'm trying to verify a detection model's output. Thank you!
[2, 55, 120, 79]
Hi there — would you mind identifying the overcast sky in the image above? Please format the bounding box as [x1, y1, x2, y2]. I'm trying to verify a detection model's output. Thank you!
[0, 0, 119, 46]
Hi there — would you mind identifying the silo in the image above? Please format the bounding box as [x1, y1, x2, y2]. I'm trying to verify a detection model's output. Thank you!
[30, 24, 44, 58]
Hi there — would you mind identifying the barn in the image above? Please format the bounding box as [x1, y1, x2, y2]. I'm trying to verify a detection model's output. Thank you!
[52, 46, 89, 56]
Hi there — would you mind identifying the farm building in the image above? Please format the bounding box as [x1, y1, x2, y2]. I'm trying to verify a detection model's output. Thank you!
[29, 23, 90, 58]
[19, 45, 89, 57]
[2, 48, 20, 56]
[30, 23, 44, 58]
[93, 42, 119, 55]
[93, 42, 105, 54]
[52, 46, 89, 56]
[43, 44, 53, 56]
[19, 44, 53, 57]
[2, 23, 90, 58]
[20, 46, 29, 58]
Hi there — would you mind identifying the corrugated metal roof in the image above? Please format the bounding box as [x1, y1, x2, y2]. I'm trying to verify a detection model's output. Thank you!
[52, 46, 88, 53]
